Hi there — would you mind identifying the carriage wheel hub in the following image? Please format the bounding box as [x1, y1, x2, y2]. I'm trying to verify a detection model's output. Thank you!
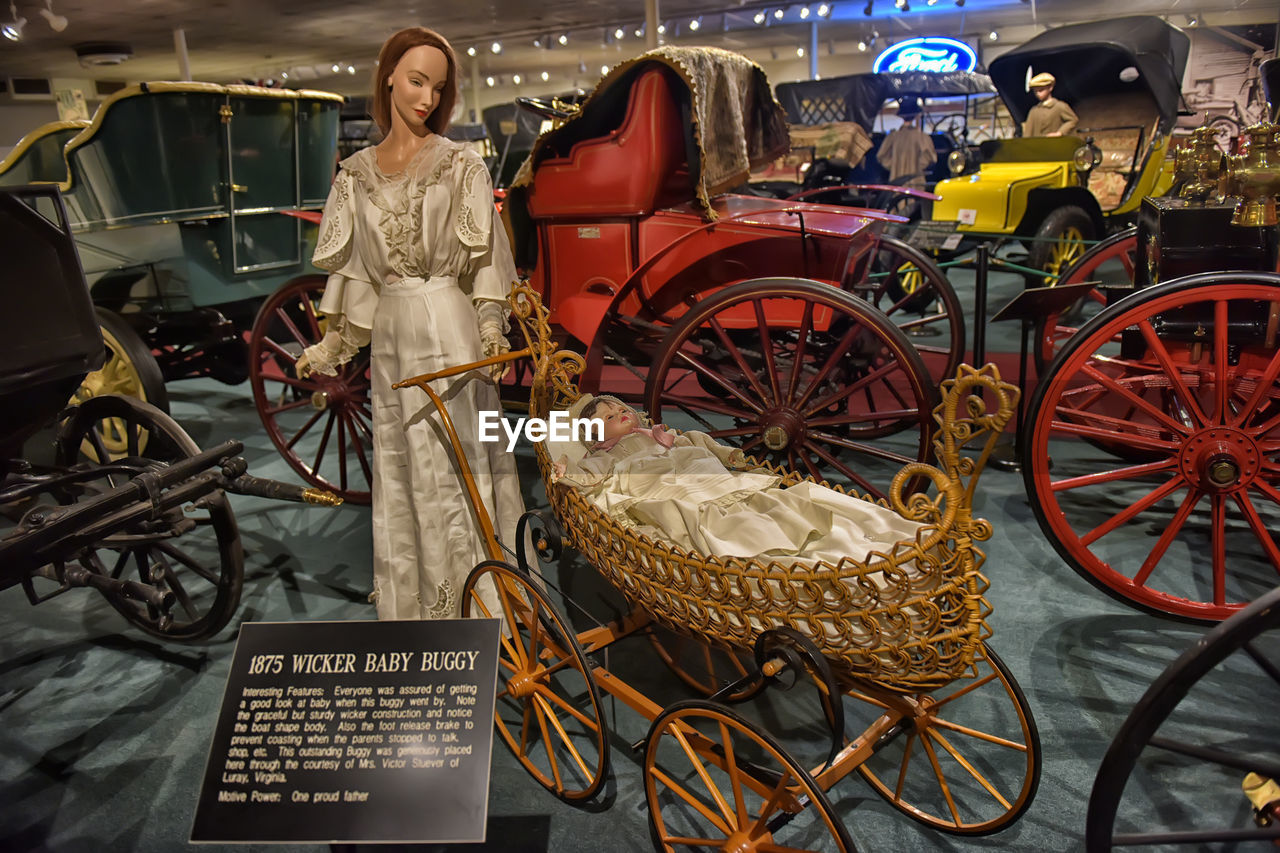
[723, 828, 773, 852]
[507, 669, 537, 699]
[761, 411, 804, 451]
[310, 390, 329, 411]
[1179, 427, 1260, 491]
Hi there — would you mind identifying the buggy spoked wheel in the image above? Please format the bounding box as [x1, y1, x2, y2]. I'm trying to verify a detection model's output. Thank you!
[1085, 584, 1280, 850]
[644, 699, 857, 852]
[461, 561, 610, 802]
[851, 235, 965, 385]
[249, 275, 372, 505]
[1033, 227, 1135, 373]
[54, 394, 243, 641]
[643, 278, 939, 500]
[852, 644, 1041, 835]
[70, 308, 170, 460]
[1029, 206, 1095, 286]
[1024, 273, 1280, 621]
[647, 624, 764, 703]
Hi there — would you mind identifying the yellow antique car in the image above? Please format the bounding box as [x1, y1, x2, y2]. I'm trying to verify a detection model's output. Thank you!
[933, 16, 1188, 278]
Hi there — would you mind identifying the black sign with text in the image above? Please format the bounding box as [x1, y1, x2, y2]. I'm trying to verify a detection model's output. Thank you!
[190, 619, 500, 844]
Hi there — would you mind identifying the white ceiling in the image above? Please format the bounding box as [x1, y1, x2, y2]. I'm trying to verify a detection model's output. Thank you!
[0, 0, 1274, 97]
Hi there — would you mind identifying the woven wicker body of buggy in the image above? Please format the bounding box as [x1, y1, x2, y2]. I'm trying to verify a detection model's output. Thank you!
[393, 286, 1041, 851]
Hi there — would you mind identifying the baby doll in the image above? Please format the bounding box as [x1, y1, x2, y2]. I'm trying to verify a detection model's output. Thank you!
[551, 395, 925, 564]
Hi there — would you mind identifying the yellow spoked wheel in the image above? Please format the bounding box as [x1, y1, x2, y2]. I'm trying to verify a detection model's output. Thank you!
[1029, 206, 1096, 286]
[70, 308, 168, 459]
[896, 260, 924, 295]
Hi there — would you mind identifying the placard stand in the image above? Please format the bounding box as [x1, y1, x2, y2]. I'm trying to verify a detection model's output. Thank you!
[987, 281, 1101, 472]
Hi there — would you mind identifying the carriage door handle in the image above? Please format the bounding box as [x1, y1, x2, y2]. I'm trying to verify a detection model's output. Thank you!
[230, 184, 248, 193]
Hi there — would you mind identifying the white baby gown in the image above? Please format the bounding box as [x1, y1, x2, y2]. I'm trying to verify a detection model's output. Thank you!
[311, 134, 524, 619]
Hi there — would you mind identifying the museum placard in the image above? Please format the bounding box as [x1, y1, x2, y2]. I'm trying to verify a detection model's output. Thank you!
[190, 618, 500, 844]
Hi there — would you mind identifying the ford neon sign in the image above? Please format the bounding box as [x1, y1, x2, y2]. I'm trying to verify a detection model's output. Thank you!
[873, 37, 977, 74]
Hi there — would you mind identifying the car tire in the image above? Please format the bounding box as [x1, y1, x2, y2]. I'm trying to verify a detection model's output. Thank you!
[1027, 205, 1095, 286]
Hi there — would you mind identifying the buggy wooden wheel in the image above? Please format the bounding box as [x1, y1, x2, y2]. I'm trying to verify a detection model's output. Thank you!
[248, 275, 372, 505]
[1033, 227, 1135, 373]
[1024, 273, 1280, 621]
[850, 235, 965, 386]
[647, 625, 764, 703]
[461, 561, 610, 802]
[643, 699, 857, 852]
[1086, 584, 1280, 850]
[643, 278, 939, 500]
[853, 644, 1041, 834]
[1028, 206, 1094, 285]
[54, 394, 243, 641]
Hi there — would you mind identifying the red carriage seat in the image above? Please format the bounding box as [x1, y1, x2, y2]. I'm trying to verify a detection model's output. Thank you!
[526, 68, 692, 218]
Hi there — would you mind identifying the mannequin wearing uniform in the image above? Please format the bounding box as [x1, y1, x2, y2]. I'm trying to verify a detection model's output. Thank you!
[1022, 71, 1079, 137]
[297, 27, 524, 620]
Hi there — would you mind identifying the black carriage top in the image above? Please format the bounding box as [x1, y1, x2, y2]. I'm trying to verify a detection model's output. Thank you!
[987, 15, 1191, 134]
[773, 70, 996, 133]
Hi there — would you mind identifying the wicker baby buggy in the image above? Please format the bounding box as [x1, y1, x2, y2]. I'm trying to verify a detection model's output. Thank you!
[393, 285, 1040, 851]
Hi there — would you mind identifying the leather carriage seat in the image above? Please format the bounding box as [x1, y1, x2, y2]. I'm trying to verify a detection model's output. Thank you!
[526, 67, 692, 218]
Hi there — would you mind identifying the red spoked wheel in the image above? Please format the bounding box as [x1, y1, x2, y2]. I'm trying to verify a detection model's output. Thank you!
[1033, 227, 1136, 374]
[1024, 272, 1280, 621]
[248, 275, 373, 504]
[848, 235, 966, 387]
[643, 278, 939, 500]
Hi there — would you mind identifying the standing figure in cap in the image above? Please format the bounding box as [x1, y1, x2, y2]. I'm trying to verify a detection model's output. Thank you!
[1023, 72, 1078, 137]
[877, 96, 936, 189]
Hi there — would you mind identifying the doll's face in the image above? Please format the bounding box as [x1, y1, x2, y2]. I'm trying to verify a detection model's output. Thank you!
[592, 400, 636, 442]
[1032, 85, 1052, 102]
[387, 45, 449, 132]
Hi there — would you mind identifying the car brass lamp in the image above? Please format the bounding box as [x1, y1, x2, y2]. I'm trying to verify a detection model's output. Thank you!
[1174, 121, 1226, 203]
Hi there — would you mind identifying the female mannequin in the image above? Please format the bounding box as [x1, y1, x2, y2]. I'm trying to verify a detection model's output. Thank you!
[299, 27, 523, 619]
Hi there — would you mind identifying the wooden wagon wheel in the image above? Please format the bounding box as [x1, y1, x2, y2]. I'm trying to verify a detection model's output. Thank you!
[248, 275, 372, 505]
[643, 278, 939, 501]
[1086, 584, 1280, 850]
[849, 235, 965, 386]
[1033, 227, 1136, 373]
[54, 394, 243, 641]
[1024, 273, 1280, 622]
[462, 560, 611, 802]
[852, 644, 1041, 834]
[643, 699, 857, 852]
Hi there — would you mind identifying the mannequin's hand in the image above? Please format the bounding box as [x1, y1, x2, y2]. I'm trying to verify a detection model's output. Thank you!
[481, 333, 511, 381]
[295, 350, 313, 379]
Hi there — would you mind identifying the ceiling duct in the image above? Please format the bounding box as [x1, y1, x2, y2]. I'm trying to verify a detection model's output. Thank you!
[74, 41, 133, 67]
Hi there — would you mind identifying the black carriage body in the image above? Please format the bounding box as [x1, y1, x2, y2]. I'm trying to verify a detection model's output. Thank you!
[0, 187, 103, 457]
[1135, 197, 1280, 289]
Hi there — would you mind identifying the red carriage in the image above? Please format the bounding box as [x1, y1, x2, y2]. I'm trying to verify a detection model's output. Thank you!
[250, 46, 965, 504]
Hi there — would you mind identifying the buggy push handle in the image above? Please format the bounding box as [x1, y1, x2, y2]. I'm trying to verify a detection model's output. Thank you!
[391, 347, 535, 563]
[216, 456, 344, 506]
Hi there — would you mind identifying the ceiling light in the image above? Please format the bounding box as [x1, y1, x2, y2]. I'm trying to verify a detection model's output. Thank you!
[895, 0, 908, 8]
[797, 46, 805, 56]
[3, 3, 25, 41]
[578, 58, 586, 73]
[558, 33, 568, 45]
[1185, 14, 1198, 26]
[658, 22, 667, 34]
[601, 64, 609, 74]
[927, 0, 937, 5]
[346, 64, 355, 74]
[467, 46, 477, 56]
[688, 17, 700, 31]
[540, 70, 549, 81]
[754, 11, 766, 24]
[634, 26, 643, 37]
[490, 41, 502, 54]
[858, 39, 867, 50]
[39, 0, 66, 32]
[800, 5, 811, 18]
[988, 29, 998, 40]
[485, 76, 495, 87]
[280, 71, 289, 79]
[614, 27, 624, 39]
[533, 37, 542, 47]
[512, 73, 521, 84]
[818, 3, 831, 15]
[74, 41, 132, 66]
[774, 8, 785, 19]
[331, 63, 340, 73]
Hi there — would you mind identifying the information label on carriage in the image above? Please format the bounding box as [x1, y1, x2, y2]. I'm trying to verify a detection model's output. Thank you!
[191, 619, 500, 844]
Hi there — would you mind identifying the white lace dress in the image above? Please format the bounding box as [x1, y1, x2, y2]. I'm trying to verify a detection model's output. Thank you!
[310, 135, 524, 619]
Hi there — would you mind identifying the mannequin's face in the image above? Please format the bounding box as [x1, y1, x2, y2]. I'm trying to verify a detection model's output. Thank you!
[591, 400, 636, 441]
[387, 45, 449, 132]
[1033, 85, 1052, 102]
